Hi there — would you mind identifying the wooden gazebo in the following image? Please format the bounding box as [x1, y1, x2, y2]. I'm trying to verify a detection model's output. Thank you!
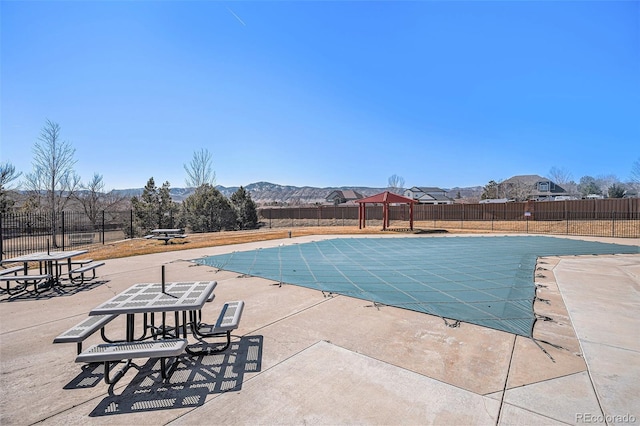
[355, 191, 417, 230]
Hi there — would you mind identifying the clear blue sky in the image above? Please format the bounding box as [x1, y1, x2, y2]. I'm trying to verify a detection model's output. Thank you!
[2, 1, 638, 191]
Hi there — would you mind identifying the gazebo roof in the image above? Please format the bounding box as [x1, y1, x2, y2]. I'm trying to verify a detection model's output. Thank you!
[355, 191, 417, 204]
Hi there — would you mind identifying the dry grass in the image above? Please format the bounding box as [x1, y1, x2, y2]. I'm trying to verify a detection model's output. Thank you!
[84, 226, 396, 261]
[37, 219, 640, 262]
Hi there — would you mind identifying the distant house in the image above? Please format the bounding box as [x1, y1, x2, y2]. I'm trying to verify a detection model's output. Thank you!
[403, 187, 454, 205]
[498, 175, 568, 201]
[325, 190, 364, 205]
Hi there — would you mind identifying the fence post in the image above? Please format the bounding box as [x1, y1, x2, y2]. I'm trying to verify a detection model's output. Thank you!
[612, 211, 615, 238]
[62, 211, 66, 251]
[102, 210, 105, 244]
[130, 209, 134, 239]
[0, 213, 3, 262]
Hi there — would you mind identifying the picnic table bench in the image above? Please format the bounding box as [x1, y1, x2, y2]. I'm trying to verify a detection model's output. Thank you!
[145, 229, 188, 245]
[56, 279, 247, 388]
[188, 300, 245, 355]
[53, 314, 117, 354]
[68, 261, 105, 284]
[0, 272, 53, 294]
[76, 339, 187, 384]
[0, 266, 23, 277]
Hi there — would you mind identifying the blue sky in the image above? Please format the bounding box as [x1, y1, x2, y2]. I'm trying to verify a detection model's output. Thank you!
[2, 1, 638, 191]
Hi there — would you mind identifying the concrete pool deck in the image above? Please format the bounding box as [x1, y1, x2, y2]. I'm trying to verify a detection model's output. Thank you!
[0, 234, 638, 425]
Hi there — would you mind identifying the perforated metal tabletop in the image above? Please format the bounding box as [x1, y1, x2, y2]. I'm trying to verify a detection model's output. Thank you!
[90, 281, 217, 315]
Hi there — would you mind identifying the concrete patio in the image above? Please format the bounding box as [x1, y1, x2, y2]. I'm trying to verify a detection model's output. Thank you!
[0, 234, 638, 425]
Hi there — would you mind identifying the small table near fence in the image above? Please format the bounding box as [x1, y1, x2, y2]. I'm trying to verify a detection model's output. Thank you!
[146, 229, 187, 244]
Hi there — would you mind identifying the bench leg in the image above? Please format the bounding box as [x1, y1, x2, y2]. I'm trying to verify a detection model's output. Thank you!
[67, 268, 97, 285]
[100, 326, 125, 346]
[0, 279, 27, 296]
[103, 356, 180, 385]
[160, 355, 181, 380]
[104, 359, 133, 385]
[185, 330, 232, 356]
[27, 277, 53, 294]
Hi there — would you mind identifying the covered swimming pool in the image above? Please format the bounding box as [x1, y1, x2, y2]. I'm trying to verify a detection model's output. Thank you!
[196, 236, 638, 337]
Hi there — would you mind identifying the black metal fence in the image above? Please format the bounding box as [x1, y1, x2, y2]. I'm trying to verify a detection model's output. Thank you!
[2, 199, 638, 260]
[0, 211, 134, 260]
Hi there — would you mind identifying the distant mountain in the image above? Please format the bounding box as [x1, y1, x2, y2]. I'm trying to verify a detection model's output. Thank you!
[111, 182, 483, 205]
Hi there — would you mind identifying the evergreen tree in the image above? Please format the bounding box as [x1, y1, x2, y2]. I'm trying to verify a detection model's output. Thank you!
[131, 178, 180, 236]
[577, 176, 602, 197]
[481, 180, 499, 200]
[131, 177, 158, 235]
[608, 184, 625, 199]
[231, 186, 258, 230]
[0, 162, 21, 213]
[182, 184, 237, 232]
[158, 181, 180, 228]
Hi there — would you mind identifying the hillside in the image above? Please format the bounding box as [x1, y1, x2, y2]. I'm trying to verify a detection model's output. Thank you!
[112, 182, 484, 205]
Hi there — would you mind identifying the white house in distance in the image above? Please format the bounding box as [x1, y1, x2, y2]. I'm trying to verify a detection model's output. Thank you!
[403, 187, 454, 204]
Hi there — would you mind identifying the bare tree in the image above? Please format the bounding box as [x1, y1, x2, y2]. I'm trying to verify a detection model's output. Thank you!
[387, 174, 405, 194]
[548, 166, 573, 185]
[74, 173, 126, 228]
[547, 166, 578, 195]
[0, 162, 22, 213]
[184, 148, 216, 188]
[631, 157, 640, 188]
[23, 120, 80, 246]
[596, 174, 620, 196]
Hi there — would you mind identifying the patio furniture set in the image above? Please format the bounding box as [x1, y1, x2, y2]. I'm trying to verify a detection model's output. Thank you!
[53, 268, 244, 386]
[0, 249, 104, 295]
[144, 228, 188, 245]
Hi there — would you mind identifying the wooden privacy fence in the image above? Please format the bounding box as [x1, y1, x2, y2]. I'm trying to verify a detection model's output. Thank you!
[258, 198, 640, 238]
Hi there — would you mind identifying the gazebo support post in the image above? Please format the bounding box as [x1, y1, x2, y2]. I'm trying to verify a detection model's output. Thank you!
[410, 203, 414, 230]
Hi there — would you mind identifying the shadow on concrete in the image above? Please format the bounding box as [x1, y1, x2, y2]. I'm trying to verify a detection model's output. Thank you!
[81, 335, 263, 417]
[0, 280, 109, 303]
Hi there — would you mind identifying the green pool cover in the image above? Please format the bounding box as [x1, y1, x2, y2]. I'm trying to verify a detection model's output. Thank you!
[196, 236, 638, 337]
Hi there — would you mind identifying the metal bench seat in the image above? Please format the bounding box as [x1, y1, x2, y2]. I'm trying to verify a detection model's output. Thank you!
[76, 338, 187, 384]
[0, 266, 24, 276]
[189, 301, 244, 355]
[68, 261, 105, 284]
[0, 273, 52, 294]
[54, 314, 117, 354]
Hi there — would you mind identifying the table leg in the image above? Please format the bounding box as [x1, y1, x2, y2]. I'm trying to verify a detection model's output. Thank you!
[126, 314, 135, 342]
